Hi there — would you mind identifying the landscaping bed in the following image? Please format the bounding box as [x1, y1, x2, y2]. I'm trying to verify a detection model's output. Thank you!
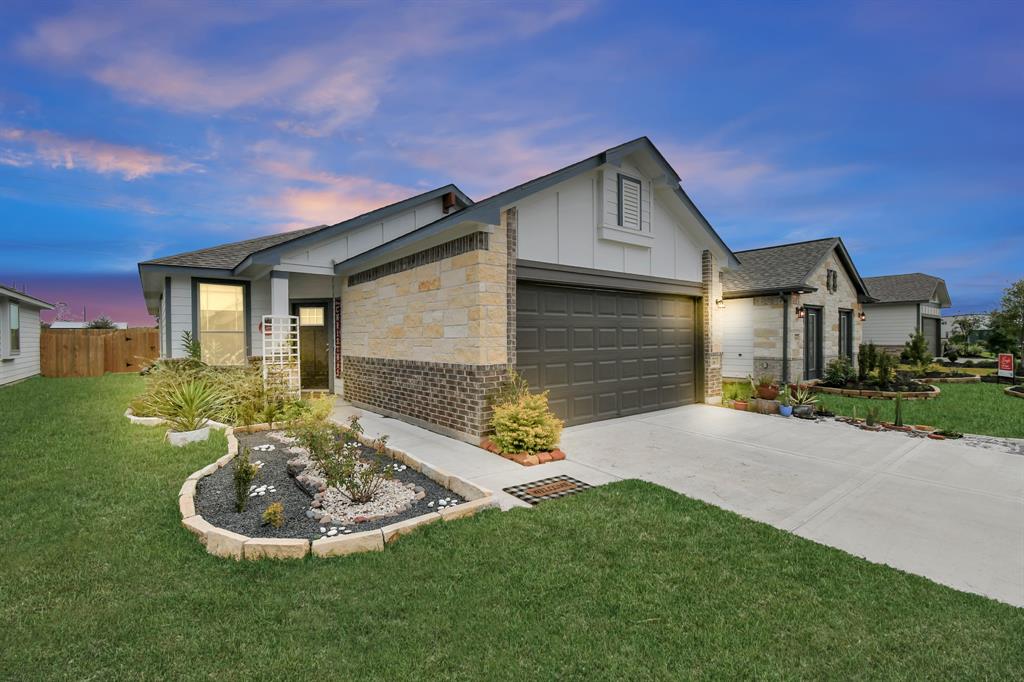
[811, 382, 939, 399]
[195, 429, 465, 540]
[921, 371, 981, 383]
[1006, 386, 1024, 399]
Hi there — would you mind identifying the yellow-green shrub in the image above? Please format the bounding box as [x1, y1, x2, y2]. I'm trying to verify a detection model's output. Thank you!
[490, 392, 563, 455]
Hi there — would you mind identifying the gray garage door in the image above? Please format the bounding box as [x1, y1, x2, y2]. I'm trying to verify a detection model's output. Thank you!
[923, 317, 941, 357]
[516, 282, 696, 426]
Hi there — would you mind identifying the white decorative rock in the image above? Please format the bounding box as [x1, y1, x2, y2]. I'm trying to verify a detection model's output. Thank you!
[166, 426, 211, 447]
[438, 496, 497, 522]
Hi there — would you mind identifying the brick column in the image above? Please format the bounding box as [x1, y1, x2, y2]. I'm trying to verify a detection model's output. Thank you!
[702, 250, 723, 404]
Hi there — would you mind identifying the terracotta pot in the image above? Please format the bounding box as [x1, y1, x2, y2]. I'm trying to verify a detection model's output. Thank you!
[756, 385, 779, 400]
[733, 400, 749, 411]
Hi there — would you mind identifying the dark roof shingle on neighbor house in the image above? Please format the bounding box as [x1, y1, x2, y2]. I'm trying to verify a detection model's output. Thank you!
[721, 237, 847, 297]
[863, 273, 951, 306]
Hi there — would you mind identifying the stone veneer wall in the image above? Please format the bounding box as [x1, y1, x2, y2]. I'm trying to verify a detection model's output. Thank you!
[702, 251, 723, 403]
[340, 218, 512, 441]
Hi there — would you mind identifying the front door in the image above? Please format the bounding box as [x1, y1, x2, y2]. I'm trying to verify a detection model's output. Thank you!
[293, 302, 329, 389]
[804, 306, 824, 380]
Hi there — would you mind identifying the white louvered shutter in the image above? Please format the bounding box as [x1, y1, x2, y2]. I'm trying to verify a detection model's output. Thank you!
[619, 176, 641, 230]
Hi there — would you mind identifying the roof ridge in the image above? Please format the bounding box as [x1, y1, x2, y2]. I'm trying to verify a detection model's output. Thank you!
[733, 236, 838, 255]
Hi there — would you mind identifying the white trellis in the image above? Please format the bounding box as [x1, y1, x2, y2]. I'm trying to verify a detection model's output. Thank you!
[261, 315, 300, 397]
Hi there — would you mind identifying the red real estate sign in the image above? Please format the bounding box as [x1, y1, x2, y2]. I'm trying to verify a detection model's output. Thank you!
[997, 353, 1015, 378]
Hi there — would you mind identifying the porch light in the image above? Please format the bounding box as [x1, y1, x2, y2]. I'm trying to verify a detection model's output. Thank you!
[715, 299, 726, 309]
[858, 311, 867, 322]
[795, 306, 806, 319]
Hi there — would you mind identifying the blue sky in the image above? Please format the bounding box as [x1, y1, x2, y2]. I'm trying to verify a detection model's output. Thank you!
[1, 0, 1021, 324]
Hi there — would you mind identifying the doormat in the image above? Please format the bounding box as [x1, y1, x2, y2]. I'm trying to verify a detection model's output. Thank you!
[503, 475, 593, 506]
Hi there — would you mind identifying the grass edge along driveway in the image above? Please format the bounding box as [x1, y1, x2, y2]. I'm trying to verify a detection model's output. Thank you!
[1, 374, 1022, 680]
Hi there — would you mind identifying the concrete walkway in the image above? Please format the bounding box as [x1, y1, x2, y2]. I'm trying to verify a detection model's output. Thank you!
[332, 401, 1024, 607]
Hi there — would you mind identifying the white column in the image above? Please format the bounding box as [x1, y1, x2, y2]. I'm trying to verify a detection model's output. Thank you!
[270, 271, 289, 316]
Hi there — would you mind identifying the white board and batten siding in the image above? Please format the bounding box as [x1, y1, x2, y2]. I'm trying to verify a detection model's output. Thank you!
[862, 303, 918, 346]
[0, 304, 41, 386]
[277, 199, 447, 271]
[720, 298, 755, 379]
[513, 162, 705, 283]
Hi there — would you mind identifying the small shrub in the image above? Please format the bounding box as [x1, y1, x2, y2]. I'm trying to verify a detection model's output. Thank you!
[723, 381, 753, 402]
[865, 405, 881, 427]
[903, 332, 932, 374]
[86, 315, 117, 329]
[262, 502, 284, 528]
[894, 394, 904, 427]
[876, 352, 897, 388]
[233, 448, 259, 513]
[488, 370, 531, 407]
[490, 392, 564, 455]
[290, 417, 392, 504]
[793, 387, 817, 406]
[823, 356, 854, 387]
[181, 330, 203, 362]
[143, 378, 226, 432]
[857, 342, 878, 382]
[778, 385, 791, 406]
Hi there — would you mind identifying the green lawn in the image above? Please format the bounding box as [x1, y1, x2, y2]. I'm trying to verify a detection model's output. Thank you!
[2, 375, 1022, 679]
[816, 382, 1023, 438]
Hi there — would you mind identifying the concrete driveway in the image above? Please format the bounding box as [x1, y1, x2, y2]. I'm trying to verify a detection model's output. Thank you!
[561, 405, 1024, 607]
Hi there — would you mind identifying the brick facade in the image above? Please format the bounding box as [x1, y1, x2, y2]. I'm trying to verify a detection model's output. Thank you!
[701, 250, 723, 403]
[342, 356, 507, 440]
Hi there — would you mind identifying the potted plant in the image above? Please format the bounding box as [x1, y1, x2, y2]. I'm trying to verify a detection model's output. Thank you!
[792, 387, 817, 418]
[749, 373, 779, 401]
[778, 385, 793, 417]
[145, 378, 226, 446]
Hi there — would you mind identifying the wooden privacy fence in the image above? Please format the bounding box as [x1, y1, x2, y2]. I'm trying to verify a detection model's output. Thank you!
[41, 328, 159, 378]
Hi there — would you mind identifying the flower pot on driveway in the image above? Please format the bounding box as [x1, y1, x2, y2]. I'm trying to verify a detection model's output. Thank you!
[779, 405, 793, 417]
[166, 426, 211, 447]
[793, 405, 815, 419]
[756, 386, 779, 400]
[733, 400, 749, 411]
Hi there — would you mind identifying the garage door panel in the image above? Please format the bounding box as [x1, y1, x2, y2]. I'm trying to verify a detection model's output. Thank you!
[517, 282, 696, 426]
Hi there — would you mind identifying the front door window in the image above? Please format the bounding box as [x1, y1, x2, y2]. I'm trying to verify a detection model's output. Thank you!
[296, 304, 328, 389]
[839, 310, 853, 360]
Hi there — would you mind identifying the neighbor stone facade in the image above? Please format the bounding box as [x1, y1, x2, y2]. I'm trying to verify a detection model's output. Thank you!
[747, 251, 863, 383]
[702, 250, 723, 403]
[340, 217, 512, 441]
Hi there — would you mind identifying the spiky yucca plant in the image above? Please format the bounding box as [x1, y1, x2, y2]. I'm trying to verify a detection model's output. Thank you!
[145, 378, 226, 432]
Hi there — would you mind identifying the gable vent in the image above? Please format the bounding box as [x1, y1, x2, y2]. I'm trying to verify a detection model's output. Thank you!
[618, 175, 641, 230]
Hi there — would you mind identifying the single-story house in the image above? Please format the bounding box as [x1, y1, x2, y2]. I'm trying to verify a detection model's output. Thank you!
[0, 284, 54, 387]
[718, 237, 873, 382]
[862, 273, 951, 356]
[940, 313, 989, 343]
[138, 137, 738, 442]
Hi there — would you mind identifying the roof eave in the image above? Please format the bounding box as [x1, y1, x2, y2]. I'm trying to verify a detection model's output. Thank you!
[722, 285, 817, 299]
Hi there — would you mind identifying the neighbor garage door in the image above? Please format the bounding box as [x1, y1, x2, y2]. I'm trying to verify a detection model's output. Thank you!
[922, 317, 941, 357]
[516, 282, 696, 426]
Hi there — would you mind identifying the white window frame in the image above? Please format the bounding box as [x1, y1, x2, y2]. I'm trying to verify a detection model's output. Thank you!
[8, 301, 20, 355]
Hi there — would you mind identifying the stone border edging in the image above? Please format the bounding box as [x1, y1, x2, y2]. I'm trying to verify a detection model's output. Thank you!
[1005, 386, 1024, 400]
[178, 423, 498, 561]
[809, 384, 941, 400]
[925, 375, 981, 383]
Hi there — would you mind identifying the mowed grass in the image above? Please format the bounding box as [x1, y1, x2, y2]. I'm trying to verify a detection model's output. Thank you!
[1, 375, 1022, 680]
[817, 381, 1023, 438]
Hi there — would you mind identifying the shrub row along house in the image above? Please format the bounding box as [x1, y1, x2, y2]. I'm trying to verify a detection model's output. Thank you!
[137, 137, 950, 441]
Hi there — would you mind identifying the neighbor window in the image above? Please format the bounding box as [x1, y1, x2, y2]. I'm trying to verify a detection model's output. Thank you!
[617, 174, 642, 230]
[197, 282, 246, 365]
[8, 302, 20, 354]
[839, 309, 853, 360]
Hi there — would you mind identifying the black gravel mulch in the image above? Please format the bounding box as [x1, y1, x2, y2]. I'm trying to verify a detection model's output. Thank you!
[194, 430, 464, 540]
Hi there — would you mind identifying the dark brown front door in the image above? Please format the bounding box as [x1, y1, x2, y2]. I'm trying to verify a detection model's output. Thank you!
[293, 303, 328, 389]
[804, 306, 824, 380]
[516, 282, 696, 427]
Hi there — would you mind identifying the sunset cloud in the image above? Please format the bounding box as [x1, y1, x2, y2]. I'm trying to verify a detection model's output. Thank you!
[0, 127, 195, 179]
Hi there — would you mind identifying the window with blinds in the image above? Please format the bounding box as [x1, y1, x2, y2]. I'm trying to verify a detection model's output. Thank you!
[617, 174, 642, 230]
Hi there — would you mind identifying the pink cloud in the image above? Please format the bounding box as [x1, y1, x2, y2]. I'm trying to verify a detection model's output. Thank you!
[17, 3, 591, 136]
[0, 127, 195, 180]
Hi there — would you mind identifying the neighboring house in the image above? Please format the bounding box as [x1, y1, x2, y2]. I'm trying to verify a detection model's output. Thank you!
[941, 313, 989, 343]
[718, 238, 873, 382]
[138, 137, 738, 442]
[50, 321, 129, 330]
[862, 273, 951, 356]
[0, 284, 54, 387]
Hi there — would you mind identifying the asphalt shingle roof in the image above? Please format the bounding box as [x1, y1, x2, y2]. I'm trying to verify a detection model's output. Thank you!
[863, 273, 946, 304]
[721, 238, 839, 295]
[142, 225, 329, 270]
